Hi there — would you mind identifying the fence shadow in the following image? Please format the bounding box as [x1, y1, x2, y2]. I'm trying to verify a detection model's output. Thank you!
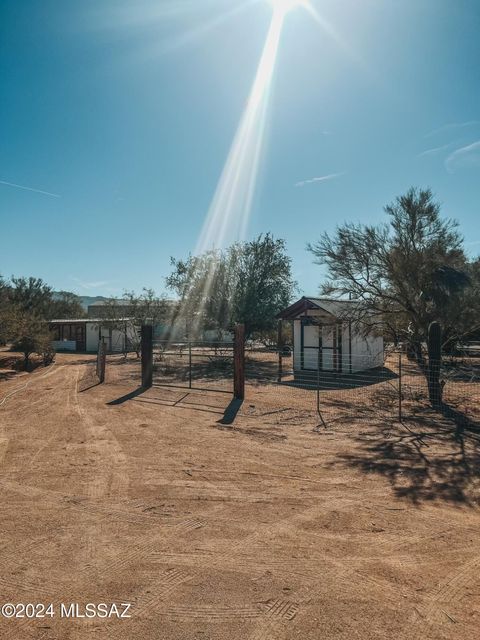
[217, 398, 243, 425]
[107, 386, 146, 405]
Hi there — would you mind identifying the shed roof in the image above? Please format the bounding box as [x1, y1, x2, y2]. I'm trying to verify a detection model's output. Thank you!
[277, 297, 358, 320]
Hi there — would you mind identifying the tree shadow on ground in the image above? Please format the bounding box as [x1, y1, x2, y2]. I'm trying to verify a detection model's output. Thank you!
[335, 407, 480, 505]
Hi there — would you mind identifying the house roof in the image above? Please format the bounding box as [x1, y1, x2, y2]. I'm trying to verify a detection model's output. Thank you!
[277, 297, 357, 320]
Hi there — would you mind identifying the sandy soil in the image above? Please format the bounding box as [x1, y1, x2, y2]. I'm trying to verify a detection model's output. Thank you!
[0, 352, 479, 639]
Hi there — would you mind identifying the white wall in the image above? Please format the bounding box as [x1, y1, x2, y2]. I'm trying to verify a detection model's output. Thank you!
[86, 322, 141, 353]
[293, 316, 384, 373]
[350, 333, 384, 372]
[293, 320, 302, 370]
[86, 323, 100, 352]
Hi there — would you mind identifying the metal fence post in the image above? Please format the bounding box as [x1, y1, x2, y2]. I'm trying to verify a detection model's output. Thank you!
[317, 332, 321, 416]
[141, 325, 153, 389]
[398, 352, 402, 421]
[234, 323, 245, 400]
[188, 340, 192, 389]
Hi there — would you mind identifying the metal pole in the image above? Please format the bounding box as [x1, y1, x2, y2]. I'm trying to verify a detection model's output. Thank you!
[188, 340, 192, 389]
[398, 352, 402, 421]
[317, 329, 321, 415]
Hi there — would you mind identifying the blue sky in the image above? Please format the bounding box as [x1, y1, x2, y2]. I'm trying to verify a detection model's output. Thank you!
[1, 0, 479, 298]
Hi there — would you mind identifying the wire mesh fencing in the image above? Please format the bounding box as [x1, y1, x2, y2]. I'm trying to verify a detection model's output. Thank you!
[244, 347, 480, 429]
[109, 326, 479, 431]
[152, 340, 234, 393]
[244, 346, 400, 425]
[440, 353, 480, 425]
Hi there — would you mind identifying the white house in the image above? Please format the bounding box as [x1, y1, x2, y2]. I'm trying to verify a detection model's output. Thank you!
[49, 319, 139, 353]
[278, 297, 384, 374]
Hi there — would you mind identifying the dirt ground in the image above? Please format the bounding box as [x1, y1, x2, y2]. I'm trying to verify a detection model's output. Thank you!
[0, 351, 479, 639]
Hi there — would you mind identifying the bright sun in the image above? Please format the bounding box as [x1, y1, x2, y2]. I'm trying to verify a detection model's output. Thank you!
[268, 0, 308, 15]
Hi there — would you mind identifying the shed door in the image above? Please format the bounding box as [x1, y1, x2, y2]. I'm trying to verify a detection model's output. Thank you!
[300, 322, 343, 372]
[301, 322, 320, 370]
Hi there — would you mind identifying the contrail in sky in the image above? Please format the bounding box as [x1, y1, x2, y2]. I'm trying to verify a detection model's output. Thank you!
[0, 179, 61, 198]
[295, 172, 345, 187]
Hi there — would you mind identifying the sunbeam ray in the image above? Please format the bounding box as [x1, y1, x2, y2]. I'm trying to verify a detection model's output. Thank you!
[171, 0, 366, 339]
[170, 6, 288, 340]
[196, 8, 285, 254]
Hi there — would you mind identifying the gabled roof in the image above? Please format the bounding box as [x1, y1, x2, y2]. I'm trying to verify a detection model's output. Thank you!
[277, 296, 357, 320]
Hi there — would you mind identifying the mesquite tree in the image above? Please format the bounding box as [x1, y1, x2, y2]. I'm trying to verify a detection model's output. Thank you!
[308, 188, 473, 367]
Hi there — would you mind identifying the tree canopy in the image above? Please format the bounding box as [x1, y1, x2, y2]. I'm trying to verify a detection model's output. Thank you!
[166, 234, 296, 339]
[308, 187, 478, 357]
[0, 275, 85, 367]
[100, 288, 169, 356]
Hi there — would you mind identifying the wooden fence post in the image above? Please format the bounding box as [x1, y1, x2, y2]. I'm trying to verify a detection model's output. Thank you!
[141, 325, 153, 389]
[97, 339, 107, 383]
[234, 323, 245, 400]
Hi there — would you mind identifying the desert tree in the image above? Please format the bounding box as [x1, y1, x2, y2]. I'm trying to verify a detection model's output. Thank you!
[8, 276, 53, 317]
[0, 275, 10, 345]
[308, 187, 472, 366]
[50, 291, 85, 319]
[8, 309, 54, 370]
[231, 235, 296, 338]
[101, 288, 169, 356]
[166, 234, 296, 340]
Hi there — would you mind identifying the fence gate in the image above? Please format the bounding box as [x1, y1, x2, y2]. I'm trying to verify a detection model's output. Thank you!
[152, 340, 235, 393]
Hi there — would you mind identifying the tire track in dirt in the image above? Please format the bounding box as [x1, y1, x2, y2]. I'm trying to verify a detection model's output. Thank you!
[27, 367, 80, 470]
[72, 368, 129, 500]
[412, 554, 480, 638]
[147, 491, 415, 640]
[0, 364, 65, 468]
[95, 567, 194, 640]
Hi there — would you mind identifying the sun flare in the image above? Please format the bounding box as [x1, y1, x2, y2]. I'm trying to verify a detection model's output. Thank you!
[268, 0, 308, 16]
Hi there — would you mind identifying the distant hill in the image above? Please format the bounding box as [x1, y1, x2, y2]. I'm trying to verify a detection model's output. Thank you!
[52, 292, 109, 311]
[77, 296, 110, 311]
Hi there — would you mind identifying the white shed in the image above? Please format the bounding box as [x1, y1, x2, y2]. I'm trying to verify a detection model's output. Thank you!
[278, 297, 384, 374]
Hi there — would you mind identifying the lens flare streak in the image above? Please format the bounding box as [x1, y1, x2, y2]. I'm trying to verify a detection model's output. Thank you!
[196, 9, 286, 254]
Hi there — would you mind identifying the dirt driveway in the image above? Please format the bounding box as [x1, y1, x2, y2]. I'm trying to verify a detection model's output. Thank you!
[0, 353, 479, 639]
